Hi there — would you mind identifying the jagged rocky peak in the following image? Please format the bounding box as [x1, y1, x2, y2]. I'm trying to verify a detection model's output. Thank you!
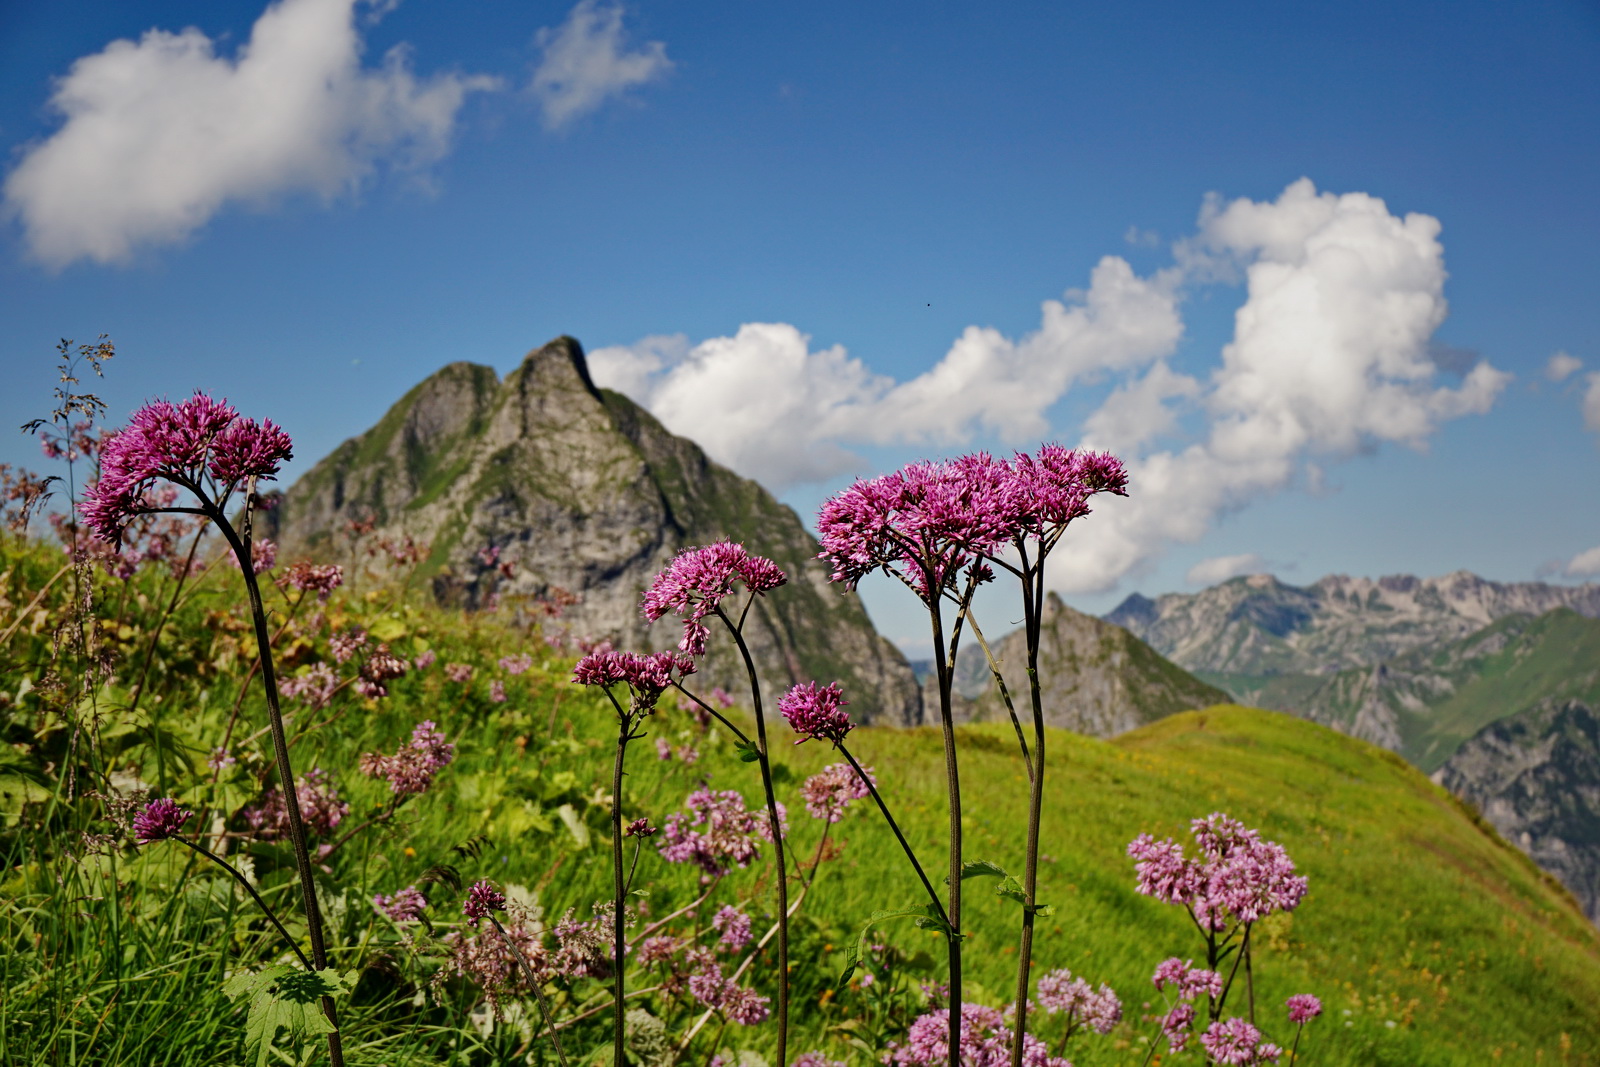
[266, 336, 922, 726]
[950, 592, 1228, 737]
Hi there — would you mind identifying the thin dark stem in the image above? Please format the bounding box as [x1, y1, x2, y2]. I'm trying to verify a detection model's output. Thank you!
[488, 915, 570, 1067]
[671, 682, 753, 746]
[714, 606, 789, 1067]
[1288, 1020, 1305, 1064]
[927, 589, 963, 1067]
[209, 496, 344, 1067]
[1011, 551, 1048, 1067]
[611, 713, 630, 1067]
[963, 613, 1031, 780]
[836, 744, 947, 925]
[170, 837, 311, 970]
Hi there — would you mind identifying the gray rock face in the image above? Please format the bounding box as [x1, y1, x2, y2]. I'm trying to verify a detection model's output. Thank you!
[1106, 571, 1600, 677]
[1435, 700, 1600, 924]
[265, 337, 922, 726]
[948, 593, 1229, 736]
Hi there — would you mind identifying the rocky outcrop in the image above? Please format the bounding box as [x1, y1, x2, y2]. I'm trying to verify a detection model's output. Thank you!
[947, 593, 1228, 736]
[264, 337, 922, 726]
[1435, 700, 1600, 924]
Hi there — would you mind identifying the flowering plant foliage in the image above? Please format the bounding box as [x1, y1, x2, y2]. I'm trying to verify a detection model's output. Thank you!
[658, 788, 784, 877]
[642, 540, 787, 655]
[244, 768, 349, 839]
[359, 721, 455, 797]
[778, 681, 855, 746]
[132, 798, 192, 843]
[885, 1003, 1067, 1067]
[1034, 967, 1122, 1035]
[373, 885, 428, 922]
[1128, 812, 1308, 931]
[799, 761, 876, 823]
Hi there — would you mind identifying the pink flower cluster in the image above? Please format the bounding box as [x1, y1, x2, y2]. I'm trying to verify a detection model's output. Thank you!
[81, 393, 293, 545]
[283, 561, 343, 601]
[642, 541, 788, 655]
[790, 1055, 846, 1067]
[1286, 993, 1322, 1025]
[444, 662, 474, 684]
[462, 879, 506, 927]
[356, 643, 408, 698]
[711, 905, 752, 950]
[815, 447, 1126, 601]
[799, 761, 875, 822]
[1200, 1017, 1282, 1065]
[497, 653, 534, 675]
[656, 737, 700, 763]
[1127, 813, 1308, 931]
[779, 681, 855, 746]
[684, 949, 771, 1024]
[573, 645, 695, 713]
[1151, 957, 1223, 1000]
[280, 663, 338, 709]
[359, 720, 455, 796]
[886, 1003, 1067, 1067]
[373, 885, 428, 921]
[658, 788, 784, 877]
[132, 798, 192, 843]
[442, 915, 553, 1016]
[1034, 968, 1122, 1033]
[244, 768, 348, 838]
[228, 537, 277, 575]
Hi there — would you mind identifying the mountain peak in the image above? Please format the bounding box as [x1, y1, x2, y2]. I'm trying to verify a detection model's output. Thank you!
[517, 335, 599, 399]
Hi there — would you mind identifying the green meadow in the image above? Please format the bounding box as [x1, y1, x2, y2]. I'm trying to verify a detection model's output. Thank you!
[3, 534, 1597, 1065]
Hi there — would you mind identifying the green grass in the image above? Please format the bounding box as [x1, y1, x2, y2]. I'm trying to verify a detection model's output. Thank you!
[3, 532, 1598, 1066]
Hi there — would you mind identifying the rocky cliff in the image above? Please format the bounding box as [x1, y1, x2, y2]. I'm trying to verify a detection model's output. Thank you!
[1435, 699, 1600, 924]
[264, 337, 922, 725]
[946, 593, 1228, 736]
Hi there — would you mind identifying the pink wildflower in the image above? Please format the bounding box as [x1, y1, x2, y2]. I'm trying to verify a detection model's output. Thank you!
[1127, 814, 1307, 931]
[330, 627, 367, 664]
[373, 885, 428, 921]
[463, 879, 506, 927]
[444, 662, 474, 684]
[656, 737, 674, 760]
[228, 537, 277, 574]
[244, 768, 348, 838]
[637, 935, 680, 967]
[1200, 1017, 1282, 1065]
[489, 680, 507, 703]
[1286, 994, 1322, 1024]
[1161, 1002, 1196, 1053]
[132, 798, 192, 843]
[498, 653, 534, 675]
[779, 681, 854, 746]
[1034, 968, 1122, 1033]
[790, 1055, 846, 1067]
[283, 561, 343, 601]
[799, 761, 875, 822]
[572, 646, 693, 713]
[1151, 957, 1223, 1000]
[659, 788, 784, 876]
[280, 663, 338, 709]
[711, 905, 752, 950]
[414, 649, 437, 670]
[642, 541, 788, 656]
[626, 817, 658, 838]
[359, 720, 455, 796]
[442, 917, 553, 1016]
[357, 643, 408, 698]
[886, 1003, 1067, 1067]
[207, 747, 236, 772]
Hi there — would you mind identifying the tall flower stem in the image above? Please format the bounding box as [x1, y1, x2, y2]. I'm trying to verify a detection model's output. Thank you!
[209, 495, 344, 1067]
[610, 713, 630, 1067]
[836, 744, 948, 925]
[927, 594, 963, 1067]
[715, 606, 790, 1067]
[169, 836, 311, 970]
[487, 914, 570, 1067]
[1010, 552, 1049, 1067]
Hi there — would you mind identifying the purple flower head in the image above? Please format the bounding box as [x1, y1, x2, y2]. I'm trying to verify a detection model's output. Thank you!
[1200, 1017, 1282, 1065]
[658, 788, 783, 877]
[280, 663, 338, 709]
[1286, 994, 1323, 1024]
[886, 1003, 1068, 1067]
[572, 646, 692, 714]
[330, 627, 367, 664]
[1150, 957, 1223, 1000]
[1128, 813, 1307, 931]
[283, 560, 343, 601]
[228, 537, 277, 574]
[489, 679, 507, 703]
[243, 768, 348, 839]
[779, 681, 854, 746]
[414, 649, 437, 670]
[1034, 968, 1122, 1033]
[790, 1055, 847, 1067]
[444, 662, 474, 684]
[373, 885, 428, 921]
[498, 653, 534, 675]
[81, 393, 293, 545]
[685, 951, 770, 1024]
[637, 935, 681, 967]
[359, 720, 455, 796]
[800, 761, 875, 822]
[463, 879, 507, 928]
[642, 541, 788, 656]
[711, 905, 752, 950]
[1005, 445, 1128, 539]
[1162, 1003, 1196, 1053]
[626, 817, 658, 838]
[132, 798, 192, 843]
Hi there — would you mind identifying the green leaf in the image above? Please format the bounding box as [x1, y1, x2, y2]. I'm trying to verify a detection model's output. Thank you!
[949, 860, 1052, 914]
[951, 859, 1009, 883]
[734, 740, 761, 763]
[836, 903, 955, 991]
[222, 965, 357, 1067]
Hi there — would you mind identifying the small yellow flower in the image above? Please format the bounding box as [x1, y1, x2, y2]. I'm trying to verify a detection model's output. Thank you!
[404, 847, 416, 858]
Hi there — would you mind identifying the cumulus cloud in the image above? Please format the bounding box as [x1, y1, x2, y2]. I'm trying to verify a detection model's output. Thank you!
[1584, 373, 1600, 434]
[1546, 350, 1582, 382]
[3, 0, 498, 268]
[1566, 545, 1600, 578]
[590, 256, 1183, 487]
[529, 0, 672, 129]
[596, 179, 1510, 594]
[1186, 553, 1266, 586]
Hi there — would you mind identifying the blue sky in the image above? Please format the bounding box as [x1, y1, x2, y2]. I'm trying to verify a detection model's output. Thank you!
[2, 0, 1597, 651]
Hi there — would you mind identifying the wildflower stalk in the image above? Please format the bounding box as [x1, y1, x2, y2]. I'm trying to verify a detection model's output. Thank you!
[168, 834, 312, 970]
[713, 603, 790, 1067]
[486, 914, 570, 1067]
[836, 744, 948, 926]
[611, 714, 630, 1067]
[1009, 546, 1048, 1067]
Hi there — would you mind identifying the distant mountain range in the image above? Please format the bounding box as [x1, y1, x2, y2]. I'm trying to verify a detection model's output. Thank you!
[263, 337, 922, 725]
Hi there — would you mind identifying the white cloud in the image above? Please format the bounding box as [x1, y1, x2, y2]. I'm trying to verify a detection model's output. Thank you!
[3, 0, 496, 268]
[1566, 545, 1600, 578]
[529, 0, 672, 129]
[1051, 179, 1511, 593]
[597, 179, 1510, 595]
[1546, 350, 1582, 382]
[1584, 373, 1600, 434]
[1186, 553, 1266, 586]
[591, 256, 1183, 488]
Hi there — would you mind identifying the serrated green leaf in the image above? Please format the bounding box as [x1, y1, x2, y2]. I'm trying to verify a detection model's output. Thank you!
[837, 903, 955, 991]
[949, 859, 1008, 883]
[222, 964, 357, 1067]
[734, 740, 761, 763]
[995, 875, 1028, 906]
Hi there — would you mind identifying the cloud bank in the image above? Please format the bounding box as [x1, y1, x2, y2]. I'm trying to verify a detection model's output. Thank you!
[530, 0, 672, 129]
[1567, 545, 1600, 578]
[592, 179, 1511, 594]
[4, 0, 500, 268]
[1186, 553, 1267, 586]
